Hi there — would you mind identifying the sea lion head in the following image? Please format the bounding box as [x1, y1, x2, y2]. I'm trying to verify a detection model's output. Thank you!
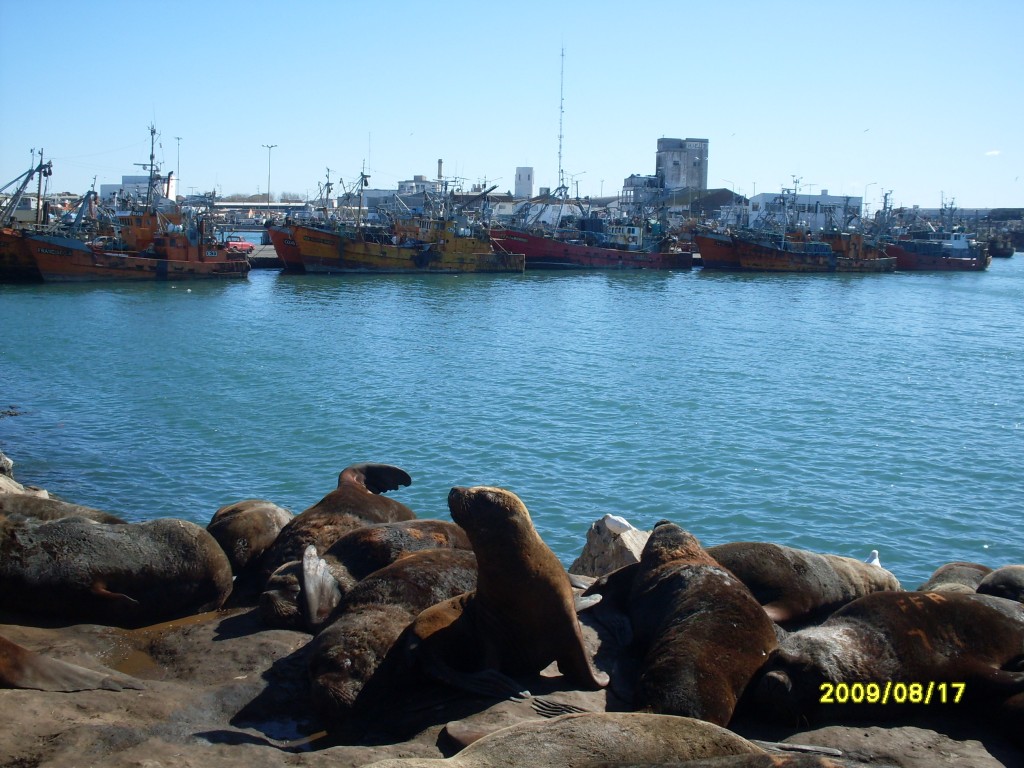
[447, 486, 532, 537]
[640, 520, 713, 569]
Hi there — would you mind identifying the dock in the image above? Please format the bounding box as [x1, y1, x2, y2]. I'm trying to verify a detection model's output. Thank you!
[248, 244, 282, 270]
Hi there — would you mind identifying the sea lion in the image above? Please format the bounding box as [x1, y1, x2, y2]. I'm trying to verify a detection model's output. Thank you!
[259, 559, 306, 629]
[627, 521, 778, 726]
[301, 519, 472, 631]
[308, 547, 478, 727]
[0, 494, 126, 524]
[358, 712, 765, 768]
[382, 486, 608, 701]
[258, 462, 416, 582]
[0, 634, 144, 692]
[916, 561, 992, 594]
[750, 591, 1024, 724]
[0, 516, 233, 627]
[207, 499, 294, 574]
[977, 565, 1024, 604]
[706, 542, 902, 626]
[207, 498, 294, 604]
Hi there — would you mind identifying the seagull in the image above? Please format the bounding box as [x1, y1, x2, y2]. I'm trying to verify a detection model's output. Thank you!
[864, 549, 881, 567]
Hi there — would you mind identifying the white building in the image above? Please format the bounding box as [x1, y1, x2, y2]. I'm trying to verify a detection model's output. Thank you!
[397, 175, 440, 195]
[722, 190, 864, 230]
[514, 167, 534, 199]
[99, 174, 177, 206]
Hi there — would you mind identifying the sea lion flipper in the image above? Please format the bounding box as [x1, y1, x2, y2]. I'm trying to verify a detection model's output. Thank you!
[89, 580, 139, 605]
[300, 545, 342, 632]
[762, 601, 797, 624]
[574, 593, 602, 613]
[1, 636, 144, 692]
[339, 463, 412, 495]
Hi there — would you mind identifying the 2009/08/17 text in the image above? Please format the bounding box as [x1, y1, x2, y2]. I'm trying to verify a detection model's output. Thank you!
[819, 682, 965, 705]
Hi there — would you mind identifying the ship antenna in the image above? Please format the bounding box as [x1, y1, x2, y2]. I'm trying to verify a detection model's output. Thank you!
[558, 46, 565, 190]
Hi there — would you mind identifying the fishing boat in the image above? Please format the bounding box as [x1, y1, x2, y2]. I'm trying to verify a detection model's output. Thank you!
[298, 181, 524, 275]
[25, 208, 250, 282]
[302, 214, 525, 274]
[987, 233, 1014, 258]
[267, 223, 304, 273]
[879, 197, 990, 271]
[489, 224, 693, 270]
[695, 187, 894, 273]
[0, 157, 53, 282]
[886, 232, 990, 271]
[490, 185, 693, 271]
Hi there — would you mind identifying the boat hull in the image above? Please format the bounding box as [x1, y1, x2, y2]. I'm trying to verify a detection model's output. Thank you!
[887, 241, 990, 271]
[25, 234, 250, 282]
[304, 238, 525, 274]
[696, 232, 894, 272]
[0, 228, 42, 281]
[267, 225, 304, 273]
[491, 227, 692, 270]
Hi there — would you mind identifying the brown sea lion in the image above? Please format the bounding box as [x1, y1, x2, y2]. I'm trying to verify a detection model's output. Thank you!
[308, 547, 478, 727]
[358, 712, 765, 768]
[977, 565, 1024, 604]
[0, 634, 144, 692]
[301, 519, 472, 631]
[916, 561, 992, 594]
[206, 498, 294, 574]
[0, 516, 233, 627]
[258, 462, 416, 582]
[0, 494, 126, 524]
[706, 542, 902, 626]
[750, 591, 1024, 724]
[627, 521, 778, 726]
[207, 498, 294, 605]
[381, 486, 608, 702]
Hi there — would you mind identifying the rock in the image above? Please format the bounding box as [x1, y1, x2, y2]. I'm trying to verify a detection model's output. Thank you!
[569, 515, 650, 578]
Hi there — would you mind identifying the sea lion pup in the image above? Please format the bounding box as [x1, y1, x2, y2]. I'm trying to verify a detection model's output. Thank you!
[916, 561, 992, 594]
[308, 547, 478, 727]
[750, 591, 1024, 725]
[0, 494, 126, 524]
[376, 486, 608, 703]
[0, 634, 144, 692]
[627, 521, 777, 726]
[977, 565, 1024, 604]
[301, 519, 472, 632]
[706, 541, 902, 627]
[0, 516, 233, 627]
[258, 462, 416, 583]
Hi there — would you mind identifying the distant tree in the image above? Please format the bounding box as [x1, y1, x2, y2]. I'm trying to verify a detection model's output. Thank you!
[280, 191, 305, 202]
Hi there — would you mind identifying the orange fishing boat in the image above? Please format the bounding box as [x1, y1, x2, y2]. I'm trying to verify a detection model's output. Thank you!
[25, 212, 250, 282]
[0, 158, 53, 282]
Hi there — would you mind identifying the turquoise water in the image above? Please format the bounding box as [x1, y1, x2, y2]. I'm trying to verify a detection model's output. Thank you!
[2, 261, 1022, 587]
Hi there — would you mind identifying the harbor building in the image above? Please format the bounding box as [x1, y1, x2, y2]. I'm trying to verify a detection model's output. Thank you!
[655, 138, 708, 192]
[515, 167, 534, 199]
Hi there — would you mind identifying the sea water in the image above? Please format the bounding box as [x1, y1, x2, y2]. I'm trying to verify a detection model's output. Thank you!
[2, 260, 1022, 587]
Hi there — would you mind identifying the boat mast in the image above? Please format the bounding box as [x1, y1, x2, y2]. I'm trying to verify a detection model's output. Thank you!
[35, 148, 45, 226]
[557, 47, 565, 190]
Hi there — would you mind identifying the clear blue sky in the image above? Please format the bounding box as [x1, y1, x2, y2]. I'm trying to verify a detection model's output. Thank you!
[3, 0, 1021, 210]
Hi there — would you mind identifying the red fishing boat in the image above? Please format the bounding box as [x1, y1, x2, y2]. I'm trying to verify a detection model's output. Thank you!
[489, 225, 693, 270]
[0, 158, 53, 282]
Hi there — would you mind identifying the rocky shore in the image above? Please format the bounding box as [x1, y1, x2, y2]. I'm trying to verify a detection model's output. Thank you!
[0, 451, 1021, 768]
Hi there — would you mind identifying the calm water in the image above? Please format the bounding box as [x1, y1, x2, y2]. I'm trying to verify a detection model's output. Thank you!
[2, 260, 1022, 587]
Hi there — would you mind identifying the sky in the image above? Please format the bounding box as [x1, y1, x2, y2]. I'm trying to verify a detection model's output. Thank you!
[2, 0, 1022, 211]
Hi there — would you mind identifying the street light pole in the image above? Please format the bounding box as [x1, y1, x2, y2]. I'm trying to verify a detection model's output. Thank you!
[262, 143, 277, 214]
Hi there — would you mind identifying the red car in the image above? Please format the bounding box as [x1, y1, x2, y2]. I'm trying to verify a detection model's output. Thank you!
[222, 235, 255, 254]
